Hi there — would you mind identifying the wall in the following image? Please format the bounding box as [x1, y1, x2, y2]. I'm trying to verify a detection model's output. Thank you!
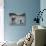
[4, 0, 40, 42]
[40, 0, 46, 26]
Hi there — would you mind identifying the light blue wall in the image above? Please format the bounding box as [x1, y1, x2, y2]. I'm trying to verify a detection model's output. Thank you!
[4, 0, 40, 42]
[40, 0, 46, 27]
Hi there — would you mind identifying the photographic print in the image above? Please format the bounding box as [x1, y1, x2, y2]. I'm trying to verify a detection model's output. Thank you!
[9, 13, 26, 25]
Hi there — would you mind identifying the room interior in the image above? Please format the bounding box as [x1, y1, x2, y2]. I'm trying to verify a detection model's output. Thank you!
[0, 0, 46, 46]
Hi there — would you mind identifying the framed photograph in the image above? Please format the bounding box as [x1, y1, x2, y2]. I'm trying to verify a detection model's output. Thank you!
[9, 13, 26, 25]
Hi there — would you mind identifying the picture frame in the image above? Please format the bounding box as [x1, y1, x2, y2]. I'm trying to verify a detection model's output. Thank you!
[9, 13, 26, 25]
